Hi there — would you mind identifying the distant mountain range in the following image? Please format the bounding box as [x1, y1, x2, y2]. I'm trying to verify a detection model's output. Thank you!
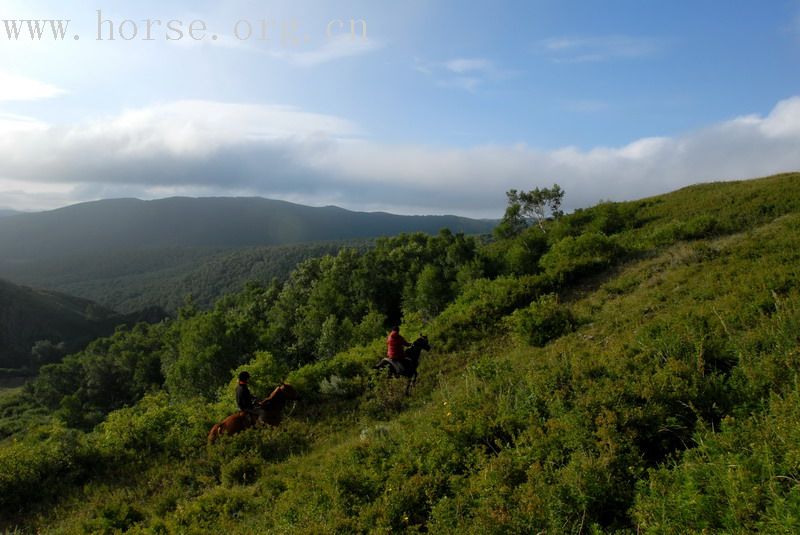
[0, 197, 496, 312]
[0, 197, 495, 259]
[0, 209, 21, 219]
[0, 278, 166, 369]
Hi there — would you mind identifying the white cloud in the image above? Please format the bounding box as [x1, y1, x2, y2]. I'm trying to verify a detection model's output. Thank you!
[540, 35, 659, 63]
[419, 57, 510, 92]
[0, 70, 65, 102]
[1, 97, 800, 216]
[0, 111, 49, 133]
[270, 34, 382, 66]
[444, 58, 493, 74]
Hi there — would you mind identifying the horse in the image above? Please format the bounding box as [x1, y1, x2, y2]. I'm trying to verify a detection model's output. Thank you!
[207, 383, 300, 443]
[374, 335, 432, 394]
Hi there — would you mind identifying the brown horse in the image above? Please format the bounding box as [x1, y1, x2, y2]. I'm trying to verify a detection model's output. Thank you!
[207, 383, 300, 443]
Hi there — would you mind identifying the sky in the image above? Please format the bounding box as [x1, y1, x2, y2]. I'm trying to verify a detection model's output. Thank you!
[0, 0, 799, 217]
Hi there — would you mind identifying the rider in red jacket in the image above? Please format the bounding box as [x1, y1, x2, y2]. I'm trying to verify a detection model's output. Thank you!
[387, 326, 411, 360]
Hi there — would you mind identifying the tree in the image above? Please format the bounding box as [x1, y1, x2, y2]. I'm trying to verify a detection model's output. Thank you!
[30, 340, 67, 368]
[497, 184, 565, 236]
[413, 264, 452, 318]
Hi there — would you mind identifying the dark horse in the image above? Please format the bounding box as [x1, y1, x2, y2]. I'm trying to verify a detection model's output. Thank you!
[207, 383, 300, 443]
[374, 335, 432, 394]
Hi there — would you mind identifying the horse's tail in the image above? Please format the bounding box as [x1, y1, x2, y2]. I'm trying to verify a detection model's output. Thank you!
[207, 422, 224, 444]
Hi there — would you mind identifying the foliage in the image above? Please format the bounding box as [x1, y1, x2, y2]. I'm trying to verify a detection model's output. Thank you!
[539, 231, 623, 281]
[2, 173, 800, 534]
[508, 293, 575, 347]
[496, 184, 565, 237]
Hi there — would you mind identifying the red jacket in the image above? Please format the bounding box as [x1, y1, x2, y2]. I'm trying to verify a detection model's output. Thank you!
[387, 331, 410, 360]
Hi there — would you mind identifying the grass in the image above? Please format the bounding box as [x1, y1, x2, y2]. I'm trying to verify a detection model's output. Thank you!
[3, 172, 800, 533]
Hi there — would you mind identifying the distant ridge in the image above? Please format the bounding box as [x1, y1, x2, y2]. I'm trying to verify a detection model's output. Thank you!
[0, 208, 21, 219]
[0, 278, 166, 369]
[0, 197, 496, 260]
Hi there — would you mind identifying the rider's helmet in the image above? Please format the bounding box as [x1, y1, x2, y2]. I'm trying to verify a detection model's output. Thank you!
[238, 371, 250, 382]
[391, 325, 400, 332]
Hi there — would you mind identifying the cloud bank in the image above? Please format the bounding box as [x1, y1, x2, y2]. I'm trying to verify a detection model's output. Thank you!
[1, 97, 800, 216]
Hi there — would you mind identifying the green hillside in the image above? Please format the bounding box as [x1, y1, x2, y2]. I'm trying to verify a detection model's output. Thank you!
[0, 279, 166, 370]
[1, 173, 799, 533]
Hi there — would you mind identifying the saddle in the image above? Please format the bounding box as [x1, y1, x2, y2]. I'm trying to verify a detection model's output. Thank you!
[384, 357, 409, 375]
[238, 409, 260, 426]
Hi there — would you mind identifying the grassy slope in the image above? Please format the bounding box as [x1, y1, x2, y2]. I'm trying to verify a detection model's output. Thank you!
[15, 173, 800, 533]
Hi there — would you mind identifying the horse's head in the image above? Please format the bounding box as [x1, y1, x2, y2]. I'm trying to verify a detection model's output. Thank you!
[414, 335, 431, 352]
[258, 382, 300, 410]
[404, 335, 431, 363]
[278, 382, 300, 401]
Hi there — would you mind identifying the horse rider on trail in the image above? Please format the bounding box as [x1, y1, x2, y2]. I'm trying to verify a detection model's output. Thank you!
[236, 371, 263, 423]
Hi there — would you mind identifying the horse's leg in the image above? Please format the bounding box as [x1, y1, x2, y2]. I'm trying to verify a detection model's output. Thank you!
[405, 371, 418, 395]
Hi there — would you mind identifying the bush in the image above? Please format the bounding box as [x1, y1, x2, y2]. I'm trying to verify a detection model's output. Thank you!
[508, 293, 574, 347]
[0, 424, 94, 514]
[94, 391, 208, 461]
[172, 486, 256, 528]
[287, 341, 381, 402]
[221, 454, 262, 486]
[539, 232, 623, 282]
[82, 500, 145, 534]
[432, 275, 551, 350]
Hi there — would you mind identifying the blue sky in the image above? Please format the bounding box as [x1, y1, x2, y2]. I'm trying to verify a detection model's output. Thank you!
[1, 0, 799, 216]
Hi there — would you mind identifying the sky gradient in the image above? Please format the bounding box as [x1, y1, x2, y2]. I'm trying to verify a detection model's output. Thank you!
[1, 0, 799, 217]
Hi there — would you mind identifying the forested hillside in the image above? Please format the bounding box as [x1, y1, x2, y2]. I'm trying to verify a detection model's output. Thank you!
[0, 197, 494, 312]
[1, 173, 799, 533]
[0, 279, 165, 371]
[2, 241, 371, 313]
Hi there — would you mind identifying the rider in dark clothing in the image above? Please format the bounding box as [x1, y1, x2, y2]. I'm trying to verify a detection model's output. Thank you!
[236, 371, 262, 421]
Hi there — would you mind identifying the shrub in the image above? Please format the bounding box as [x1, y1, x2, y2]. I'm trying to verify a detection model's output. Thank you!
[82, 500, 145, 534]
[539, 232, 623, 282]
[94, 391, 208, 461]
[221, 454, 262, 486]
[432, 275, 551, 350]
[287, 341, 381, 402]
[508, 293, 574, 347]
[172, 487, 256, 528]
[0, 424, 94, 514]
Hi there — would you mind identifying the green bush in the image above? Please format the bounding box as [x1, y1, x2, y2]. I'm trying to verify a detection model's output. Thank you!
[287, 341, 381, 401]
[0, 424, 94, 513]
[172, 486, 257, 528]
[432, 275, 550, 350]
[221, 454, 262, 487]
[82, 500, 145, 534]
[539, 232, 623, 282]
[94, 391, 208, 461]
[508, 293, 574, 347]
